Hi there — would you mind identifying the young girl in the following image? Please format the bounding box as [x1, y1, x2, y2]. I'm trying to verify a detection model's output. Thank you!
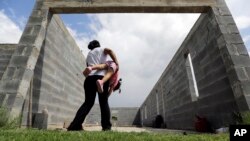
[83, 61, 121, 95]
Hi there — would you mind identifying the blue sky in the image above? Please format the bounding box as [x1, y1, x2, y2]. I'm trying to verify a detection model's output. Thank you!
[0, 0, 250, 107]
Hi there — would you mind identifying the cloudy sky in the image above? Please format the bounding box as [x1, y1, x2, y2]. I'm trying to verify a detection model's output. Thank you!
[0, 0, 250, 107]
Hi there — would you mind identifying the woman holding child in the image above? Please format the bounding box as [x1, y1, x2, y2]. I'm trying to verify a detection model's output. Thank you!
[67, 40, 120, 131]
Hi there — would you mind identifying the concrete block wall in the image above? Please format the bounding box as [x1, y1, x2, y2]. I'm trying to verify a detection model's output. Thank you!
[0, 44, 16, 80]
[0, 0, 51, 120]
[85, 104, 140, 126]
[21, 14, 86, 127]
[0, 44, 17, 105]
[111, 107, 140, 126]
[213, 0, 250, 112]
[140, 5, 250, 130]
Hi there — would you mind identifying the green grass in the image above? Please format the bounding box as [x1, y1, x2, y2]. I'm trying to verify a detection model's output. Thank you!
[0, 129, 229, 141]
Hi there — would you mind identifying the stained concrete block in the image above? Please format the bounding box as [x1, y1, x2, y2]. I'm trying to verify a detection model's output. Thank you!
[27, 17, 44, 26]
[0, 79, 20, 94]
[23, 25, 43, 37]
[19, 35, 38, 45]
[223, 34, 244, 44]
[215, 15, 235, 25]
[32, 113, 48, 129]
[219, 25, 239, 34]
[241, 81, 250, 95]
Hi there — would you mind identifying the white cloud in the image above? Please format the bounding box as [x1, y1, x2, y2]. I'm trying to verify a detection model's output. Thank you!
[0, 10, 22, 43]
[66, 26, 94, 58]
[226, 0, 250, 50]
[226, 0, 250, 16]
[234, 16, 250, 30]
[244, 35, 250, 43]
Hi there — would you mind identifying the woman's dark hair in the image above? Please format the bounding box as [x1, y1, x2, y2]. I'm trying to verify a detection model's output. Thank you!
[113, 78, 122, 93]
[88, 40, 100, 50]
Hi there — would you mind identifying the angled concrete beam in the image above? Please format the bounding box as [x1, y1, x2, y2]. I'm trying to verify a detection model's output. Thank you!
[44, 0, 217, 13]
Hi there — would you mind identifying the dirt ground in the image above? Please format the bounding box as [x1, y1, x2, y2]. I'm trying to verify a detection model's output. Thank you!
[81, 125, 198, 134]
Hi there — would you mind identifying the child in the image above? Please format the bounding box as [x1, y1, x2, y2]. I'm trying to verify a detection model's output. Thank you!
[83, 61, 121, 95]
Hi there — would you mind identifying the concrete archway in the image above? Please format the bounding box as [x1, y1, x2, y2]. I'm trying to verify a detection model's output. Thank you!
[0, 0, 249, 130]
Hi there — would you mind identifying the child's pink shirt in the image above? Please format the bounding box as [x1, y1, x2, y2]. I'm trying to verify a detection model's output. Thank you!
[106, 61, 119, 88]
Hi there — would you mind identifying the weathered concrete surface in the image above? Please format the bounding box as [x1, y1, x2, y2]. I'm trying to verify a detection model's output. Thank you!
[110, 107, 140, 126]
[140, 0, 250, 130]
[0, 44, 16, 80]
[85, 104, 140, 126]
[21, 14, 86, 127]
[44, 0, 216, 13]
[0, 44, 17, 105]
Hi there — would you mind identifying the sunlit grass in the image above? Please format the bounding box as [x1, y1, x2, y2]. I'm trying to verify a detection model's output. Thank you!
[0, 129, 229, 141]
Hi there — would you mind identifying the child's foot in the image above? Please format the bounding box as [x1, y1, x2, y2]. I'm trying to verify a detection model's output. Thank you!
[96, 80, 104, 93]
[83, 67, 92, 77]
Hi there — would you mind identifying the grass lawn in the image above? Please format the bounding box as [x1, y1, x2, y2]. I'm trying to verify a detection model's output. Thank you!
[0, 129, 229, 141]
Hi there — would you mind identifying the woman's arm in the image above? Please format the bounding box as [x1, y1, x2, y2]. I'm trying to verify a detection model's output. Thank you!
[104, 48, 119, 67]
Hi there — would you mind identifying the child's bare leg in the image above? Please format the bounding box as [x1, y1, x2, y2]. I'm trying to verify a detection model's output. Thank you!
[96, 67, 114, 93]
[101, 68, 114, 83]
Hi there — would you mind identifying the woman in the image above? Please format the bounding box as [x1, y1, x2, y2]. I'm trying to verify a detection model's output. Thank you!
[67, 40, 119, 131]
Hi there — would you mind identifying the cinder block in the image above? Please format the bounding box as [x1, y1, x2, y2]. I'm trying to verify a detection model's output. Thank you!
[23, 25, 43, 36]
[19, 35, 37, 45]
[8, 56, 28, 67]
[231, 55, 250, 67]
[245, 95, 250, 108]
[217, 6, 231, 16]
[32, 112, 48, 129]
[22, 69, 34, 82]
[2, 67, 16, 79]
[27, 17, 44, 26]
[215, 15, 235, 25]
[219, 25, 239, 34]
[235, 95, 249, 111]
[235, 67, 250, 81]
[0, 79, 20, 94]
[223, 34, 244, 44]
[244, 67, 250, 79]
[33, 1, 44, 10]
[241, 81, 250, 95]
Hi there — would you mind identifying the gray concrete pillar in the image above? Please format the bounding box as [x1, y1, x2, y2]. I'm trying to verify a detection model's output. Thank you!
[0, 0, 51, 118]
[213, 0, 250, 111]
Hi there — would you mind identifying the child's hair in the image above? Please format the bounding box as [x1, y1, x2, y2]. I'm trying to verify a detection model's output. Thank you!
[113, 78, 122, 93]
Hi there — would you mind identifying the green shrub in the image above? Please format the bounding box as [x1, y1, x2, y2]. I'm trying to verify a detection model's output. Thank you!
[241, 111, 250, 124]
[0, 106, 21, 129]
[0, 106, 9, 127]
